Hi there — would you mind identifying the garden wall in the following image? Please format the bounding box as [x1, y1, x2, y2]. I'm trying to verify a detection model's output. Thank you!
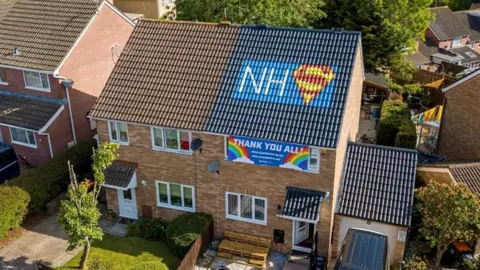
[177, 221, 214, 270]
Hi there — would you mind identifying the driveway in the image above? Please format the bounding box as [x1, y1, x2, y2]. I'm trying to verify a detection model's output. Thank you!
[0, 210, 116, 269]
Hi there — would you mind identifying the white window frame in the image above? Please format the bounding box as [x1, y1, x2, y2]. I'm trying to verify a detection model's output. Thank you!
[108, 121, 129, 145]
[225, 192, 267, 225]
[23, 71, 50, 92]
[0, 68, 8, 85]
[155, 180, 195, 212]
[452, 37, 462, 47]
[151, 126, 192, 154]
[9, 127, 37, 148]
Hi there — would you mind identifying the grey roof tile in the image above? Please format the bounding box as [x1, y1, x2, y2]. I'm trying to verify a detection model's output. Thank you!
[104, 161, 137, 188]
[430, 7, 471, 40]
[338, 142, 418, 227]
[450, 163, 480, 194]
[282, 187, 327, 221]
[454, 11, 480, 41]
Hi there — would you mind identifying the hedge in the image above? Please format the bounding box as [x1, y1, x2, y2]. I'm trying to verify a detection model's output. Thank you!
[395, 121, 417, 149]
[377, 114, 405, 146]
[8, 139, 96, 212]
[377, 99, 416, 148]
[127, 217, 169, 242]
[0, 186, 30, 238]
[165, 213, 212, 258]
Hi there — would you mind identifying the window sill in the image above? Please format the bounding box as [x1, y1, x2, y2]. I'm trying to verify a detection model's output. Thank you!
[110, 140, 129, 146]
[11, 140, 37, 149]
[157, 203, 195, 213]
[226, 215, 267, 226]
[25, 86, 51, 92]
[152, 147, 192, 155]
[0, 81, 8, 86]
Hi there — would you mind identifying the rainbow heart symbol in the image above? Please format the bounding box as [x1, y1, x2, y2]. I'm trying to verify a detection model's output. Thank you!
[293, 65, 335, 105]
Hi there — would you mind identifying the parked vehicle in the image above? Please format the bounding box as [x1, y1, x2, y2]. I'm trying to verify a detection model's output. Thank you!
[334, 228, 389, 270]
[441, 241, 474, 268]
[0, 142, 20, 184]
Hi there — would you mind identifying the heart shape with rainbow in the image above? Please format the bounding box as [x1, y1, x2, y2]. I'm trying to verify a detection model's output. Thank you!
[293, 65, 335, 105]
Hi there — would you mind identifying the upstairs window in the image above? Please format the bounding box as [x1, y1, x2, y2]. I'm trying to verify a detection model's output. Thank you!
[0, 68, 7, 85]
[23, 71, 50, 91]
[109, 121, 128, 145]
[452, 37, 462, 47]
[9, 127, 36, 148]
[151, 127, 191, 154]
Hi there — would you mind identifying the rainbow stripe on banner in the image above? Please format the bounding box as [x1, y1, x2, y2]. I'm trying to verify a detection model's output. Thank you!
[227, 135, 309, 171]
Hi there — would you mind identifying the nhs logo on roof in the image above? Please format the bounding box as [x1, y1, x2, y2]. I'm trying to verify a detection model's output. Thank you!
[232, 60, 337, 107]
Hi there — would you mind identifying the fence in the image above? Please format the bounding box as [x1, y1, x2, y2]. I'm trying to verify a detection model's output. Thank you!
[177, 221, 214, 270]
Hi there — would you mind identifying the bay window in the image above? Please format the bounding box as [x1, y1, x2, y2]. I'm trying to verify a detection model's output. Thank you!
[23, 71, 50, 91]
[109, 121, 128, 145]
[9, 127, 36, 148]
[226, 192, 267, 225]
[151, 126, 191, 153]
[156, 181, 195, 212]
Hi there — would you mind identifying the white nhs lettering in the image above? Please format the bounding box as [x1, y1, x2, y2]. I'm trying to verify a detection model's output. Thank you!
[238, 66, 290, 96]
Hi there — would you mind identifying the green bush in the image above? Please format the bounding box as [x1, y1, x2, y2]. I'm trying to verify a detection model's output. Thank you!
[395, 121, 417, 149]
[8, 139, 96, 212]
[381, 99, 410, 119]
[88, 255, 113, 270]
[0, 186, 30, 238]
[166, 213, 212, 258]
[126, 217, 169, 242]
[133, 261, 168, 270]
[377, 114, 405, 146]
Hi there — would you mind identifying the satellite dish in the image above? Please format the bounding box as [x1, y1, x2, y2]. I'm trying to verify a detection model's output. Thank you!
[208, 160, 220, 173]
[190, 138, 203, 151]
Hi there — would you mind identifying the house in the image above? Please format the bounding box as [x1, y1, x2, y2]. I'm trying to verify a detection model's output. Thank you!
[89, 19, 365, 260]
[109, 0, 174, 19]
[417, 162, 480, 256]
[0, 0, 134, 166]
[332, 142, 417, 264]
[436, 69, 480, 161]
[453, 9, 480, 53]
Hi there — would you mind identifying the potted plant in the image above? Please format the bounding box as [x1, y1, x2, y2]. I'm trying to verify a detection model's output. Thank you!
[105, 209, 117, 221]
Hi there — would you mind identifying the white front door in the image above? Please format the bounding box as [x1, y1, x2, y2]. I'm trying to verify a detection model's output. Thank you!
[117, 188, 137, 219]
[294, 221, 309, 245]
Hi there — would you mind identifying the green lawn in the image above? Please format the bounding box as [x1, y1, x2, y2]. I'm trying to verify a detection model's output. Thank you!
[62, 234, 179, 270]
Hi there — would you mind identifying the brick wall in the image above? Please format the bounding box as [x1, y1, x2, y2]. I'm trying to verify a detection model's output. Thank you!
[437, 75, 480, 160]
[58, 3, 134, 142]
[0, 68, 65, 99]
[113, 0, 160, 18]
[106, 188, 120, 214]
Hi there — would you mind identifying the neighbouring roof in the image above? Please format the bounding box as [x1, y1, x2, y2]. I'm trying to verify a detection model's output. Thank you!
[453, 11, 480, 41]
[364, 71, 387, 89]
[90, 20, 362, 148]
[442, 68, 480, 92]
[282, 187, 327, 221]
[418, 40, 440, 59]
[450, 45, 480, 63]
[0, 0, 16, 23]
[338, 142, 418, 227]
[0, 0, 102, 71]
[405, 51, 430, 66]
[335, 229, 388, 270]
[429, 7, 470, 40]
[104, 161, 137, 189]
[0, 91, 63, 130]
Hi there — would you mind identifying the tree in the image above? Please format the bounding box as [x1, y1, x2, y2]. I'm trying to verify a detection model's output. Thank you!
[416, 182, 480, 270]
[433, 0, 480, 11]
[58, 142, 119, 269]
[318, 0, 433, 71]
[172, 0, 326, 28]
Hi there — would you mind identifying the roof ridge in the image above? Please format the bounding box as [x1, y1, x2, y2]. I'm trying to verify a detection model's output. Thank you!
[348, 141, 418, 154]
[449, 162, 480, 168]
[139, 18, 239, 27]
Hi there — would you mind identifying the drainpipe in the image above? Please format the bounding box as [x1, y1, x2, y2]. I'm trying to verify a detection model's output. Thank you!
[38, 132, 54, 158]
[54, 75, 77, 145]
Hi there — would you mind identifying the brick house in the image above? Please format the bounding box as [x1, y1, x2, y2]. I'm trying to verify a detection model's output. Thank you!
[110, 0, 174, 19]
[0, 0, 134, 166]
[437, 69, 480, 161]
[89, 19, 365, 260]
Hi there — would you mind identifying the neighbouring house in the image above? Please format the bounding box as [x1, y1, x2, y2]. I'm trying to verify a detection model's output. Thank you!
[331, 142, 417, 265]
[417, 162, 480, 256]
[109, 0, 174, 19]
[436, 69, 480, 161]
[0, 0, 134, 166]
[89, 19, 365, 261]
[454, 9, 480, 53]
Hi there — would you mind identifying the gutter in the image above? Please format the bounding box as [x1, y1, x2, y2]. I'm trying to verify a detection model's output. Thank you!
[54, 75, 77, 145]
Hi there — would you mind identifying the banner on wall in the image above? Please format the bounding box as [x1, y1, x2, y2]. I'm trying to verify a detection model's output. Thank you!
[227, 136, 309, 171]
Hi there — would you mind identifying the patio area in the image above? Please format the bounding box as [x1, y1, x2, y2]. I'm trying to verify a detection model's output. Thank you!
[196, 251, 288, 270]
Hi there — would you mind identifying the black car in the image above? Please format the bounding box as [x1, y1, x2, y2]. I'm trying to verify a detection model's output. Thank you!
[0, 142, 20, 184]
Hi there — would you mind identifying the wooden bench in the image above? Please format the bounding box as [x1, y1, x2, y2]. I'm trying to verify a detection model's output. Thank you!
[217, 231, 272, 267]
[224, 231, 272, 248]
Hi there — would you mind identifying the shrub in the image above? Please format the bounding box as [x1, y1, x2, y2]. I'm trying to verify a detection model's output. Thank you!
[381, 99, 410, 119]
[402, 254, 431, 270]
[166, 213, 212, 258]
[127, 217, 169, 242]
[0, 186, 30, 238]
[377, 114, 405, 146]
[8, 139, 96, 212]
[88, 255, 113, 270]
[133, 261, 168, 270]
[395, 121, 417, 149]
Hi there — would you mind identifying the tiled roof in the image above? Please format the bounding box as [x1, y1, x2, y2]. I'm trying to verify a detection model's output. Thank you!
[90, 20, 361, 148]
[405, 51, 430, 66]
[338, 142, 418, 227]
[282, 187, 326, 221]
[364, 71, 387, 89]
[450, 45, 480, 63]
[0, 0, 16, 23]
[449, 163, 480, 194]
[0, 0, 101, 71]
[430, 7, 470, 40]
[453, 11, 480, 41]
[104, 161, 137, 189]
[0, 91, 63, 130]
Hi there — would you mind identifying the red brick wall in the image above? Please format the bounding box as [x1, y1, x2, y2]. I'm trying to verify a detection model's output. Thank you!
[425, 28, 440, 46]
[0, 68, 65, 99]
[438, 75, 480, 160]
[57, 3, 134, 142]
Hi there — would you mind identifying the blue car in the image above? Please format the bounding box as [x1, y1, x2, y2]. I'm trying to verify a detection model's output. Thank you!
[0, 142, 20, 184]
